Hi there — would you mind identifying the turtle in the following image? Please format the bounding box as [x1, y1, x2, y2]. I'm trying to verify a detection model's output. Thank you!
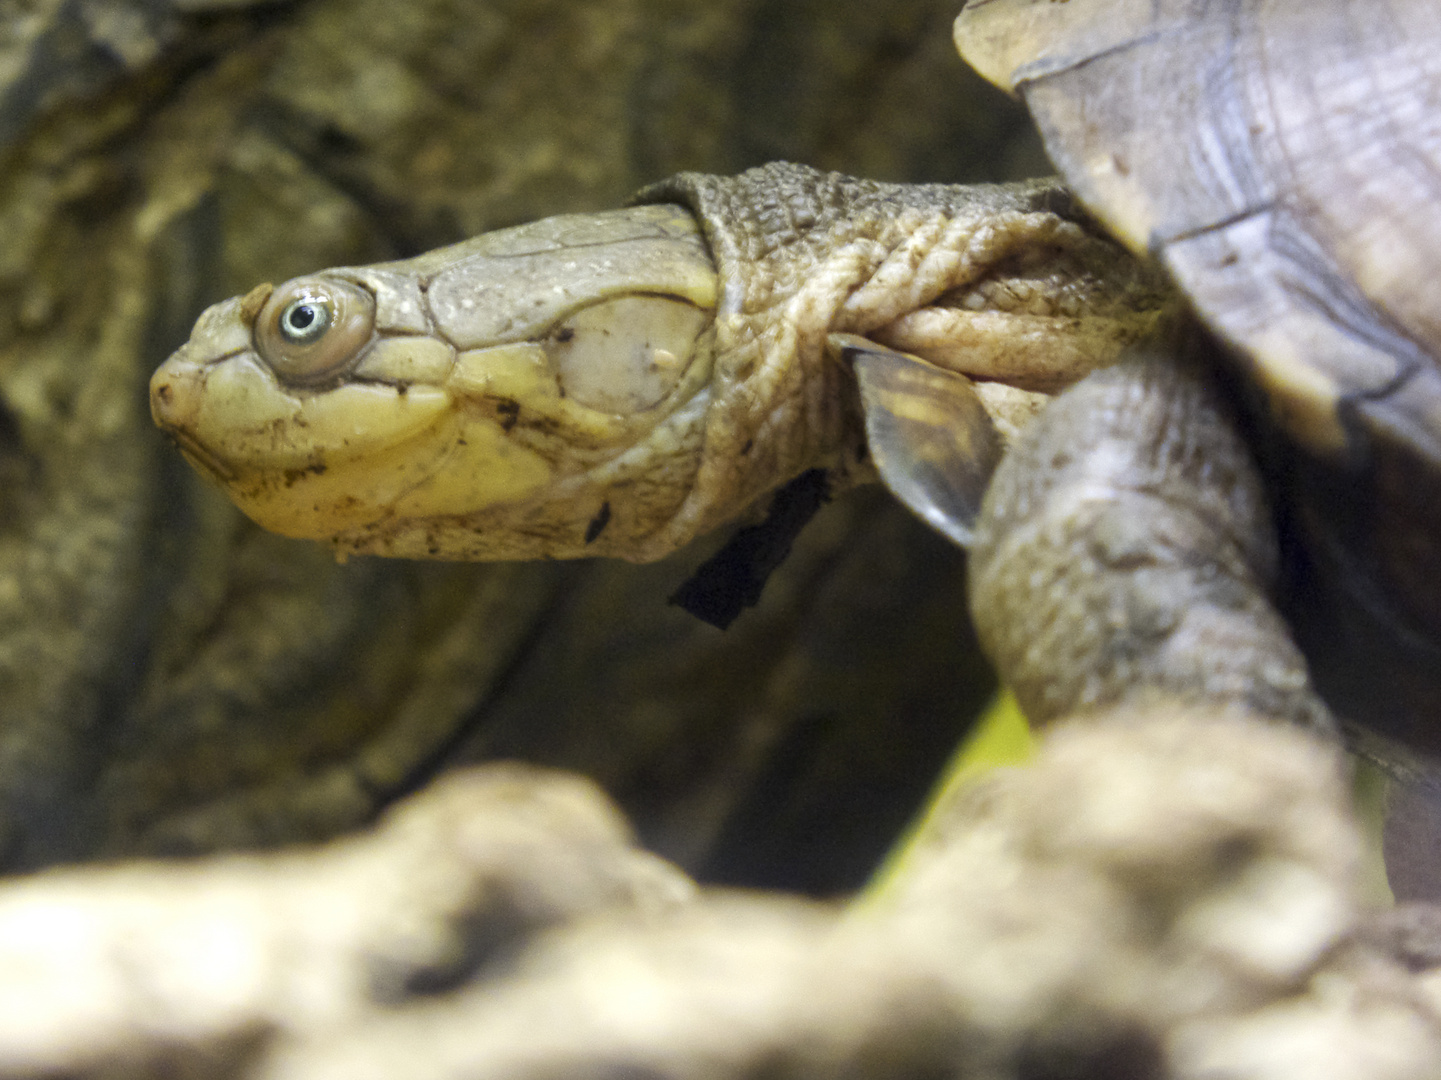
[150, 0, 1441, 888]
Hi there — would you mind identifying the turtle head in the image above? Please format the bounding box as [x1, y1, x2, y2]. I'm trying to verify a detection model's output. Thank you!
[150, 205, 719, 558]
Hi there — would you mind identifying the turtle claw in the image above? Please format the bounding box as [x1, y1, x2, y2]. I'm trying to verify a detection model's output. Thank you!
[837, 334, 1003, 549]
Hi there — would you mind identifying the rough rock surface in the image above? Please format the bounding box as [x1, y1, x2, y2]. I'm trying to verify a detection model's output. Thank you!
[0, 713, 1437, 1079]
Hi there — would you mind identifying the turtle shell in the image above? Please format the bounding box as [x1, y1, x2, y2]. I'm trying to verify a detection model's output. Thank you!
[956, 0, 1441, 751]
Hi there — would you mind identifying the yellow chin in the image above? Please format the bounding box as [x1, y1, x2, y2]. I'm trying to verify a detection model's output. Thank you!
[172, 354, 552, 538]
[227, 410, 553, 539]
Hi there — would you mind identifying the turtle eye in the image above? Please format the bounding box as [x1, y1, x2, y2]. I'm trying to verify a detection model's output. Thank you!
[278, 297, 332, 344]
[254, 278, 375, 386]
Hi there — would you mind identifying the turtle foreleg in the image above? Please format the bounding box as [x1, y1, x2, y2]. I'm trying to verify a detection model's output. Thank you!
[967, 345, 1334, 733]
[964, 345, 1441, 902]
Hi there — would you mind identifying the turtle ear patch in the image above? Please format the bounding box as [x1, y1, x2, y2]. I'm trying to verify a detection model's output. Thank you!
[837, 334, 1003, 548]
[544, 295, 711, 414]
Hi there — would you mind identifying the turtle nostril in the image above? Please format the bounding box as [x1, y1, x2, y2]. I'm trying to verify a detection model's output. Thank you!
[149, 373, 192, 432]
[150, 380, 175, 422]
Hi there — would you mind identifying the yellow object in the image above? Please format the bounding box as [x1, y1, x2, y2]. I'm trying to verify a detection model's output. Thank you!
[862, 689, 1034, 902]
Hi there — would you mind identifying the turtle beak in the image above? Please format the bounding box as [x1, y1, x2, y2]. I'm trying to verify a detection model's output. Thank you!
[149, 362, 194, 433]
[150, 355, 238, 483]
[150, 291, 260, 481]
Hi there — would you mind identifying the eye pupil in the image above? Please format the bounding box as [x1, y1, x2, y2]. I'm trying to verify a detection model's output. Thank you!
[280, 299, 332, 343]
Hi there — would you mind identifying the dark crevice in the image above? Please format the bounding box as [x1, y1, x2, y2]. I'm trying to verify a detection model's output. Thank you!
[358, 565, 585, 813]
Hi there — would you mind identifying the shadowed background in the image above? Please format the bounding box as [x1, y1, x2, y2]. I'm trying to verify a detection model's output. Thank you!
[0, 0, 1041, 888]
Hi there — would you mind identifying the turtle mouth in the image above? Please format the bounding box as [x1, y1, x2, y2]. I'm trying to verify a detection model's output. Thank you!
[162, 428, 237, 484]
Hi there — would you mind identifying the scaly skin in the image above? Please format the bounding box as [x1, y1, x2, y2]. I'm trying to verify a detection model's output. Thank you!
[969, 345, 1336, 735]
[152, 163, 1172, 563]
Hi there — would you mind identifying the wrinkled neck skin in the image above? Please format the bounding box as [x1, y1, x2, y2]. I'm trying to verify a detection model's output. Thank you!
[155, 163, 1168, 563]
[613, 164, 1167, 562]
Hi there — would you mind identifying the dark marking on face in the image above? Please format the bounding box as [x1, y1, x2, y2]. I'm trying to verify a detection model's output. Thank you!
[281, 461, 328, 487]
[584, 501, 612, 544]
[495, 399, 521, 432]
